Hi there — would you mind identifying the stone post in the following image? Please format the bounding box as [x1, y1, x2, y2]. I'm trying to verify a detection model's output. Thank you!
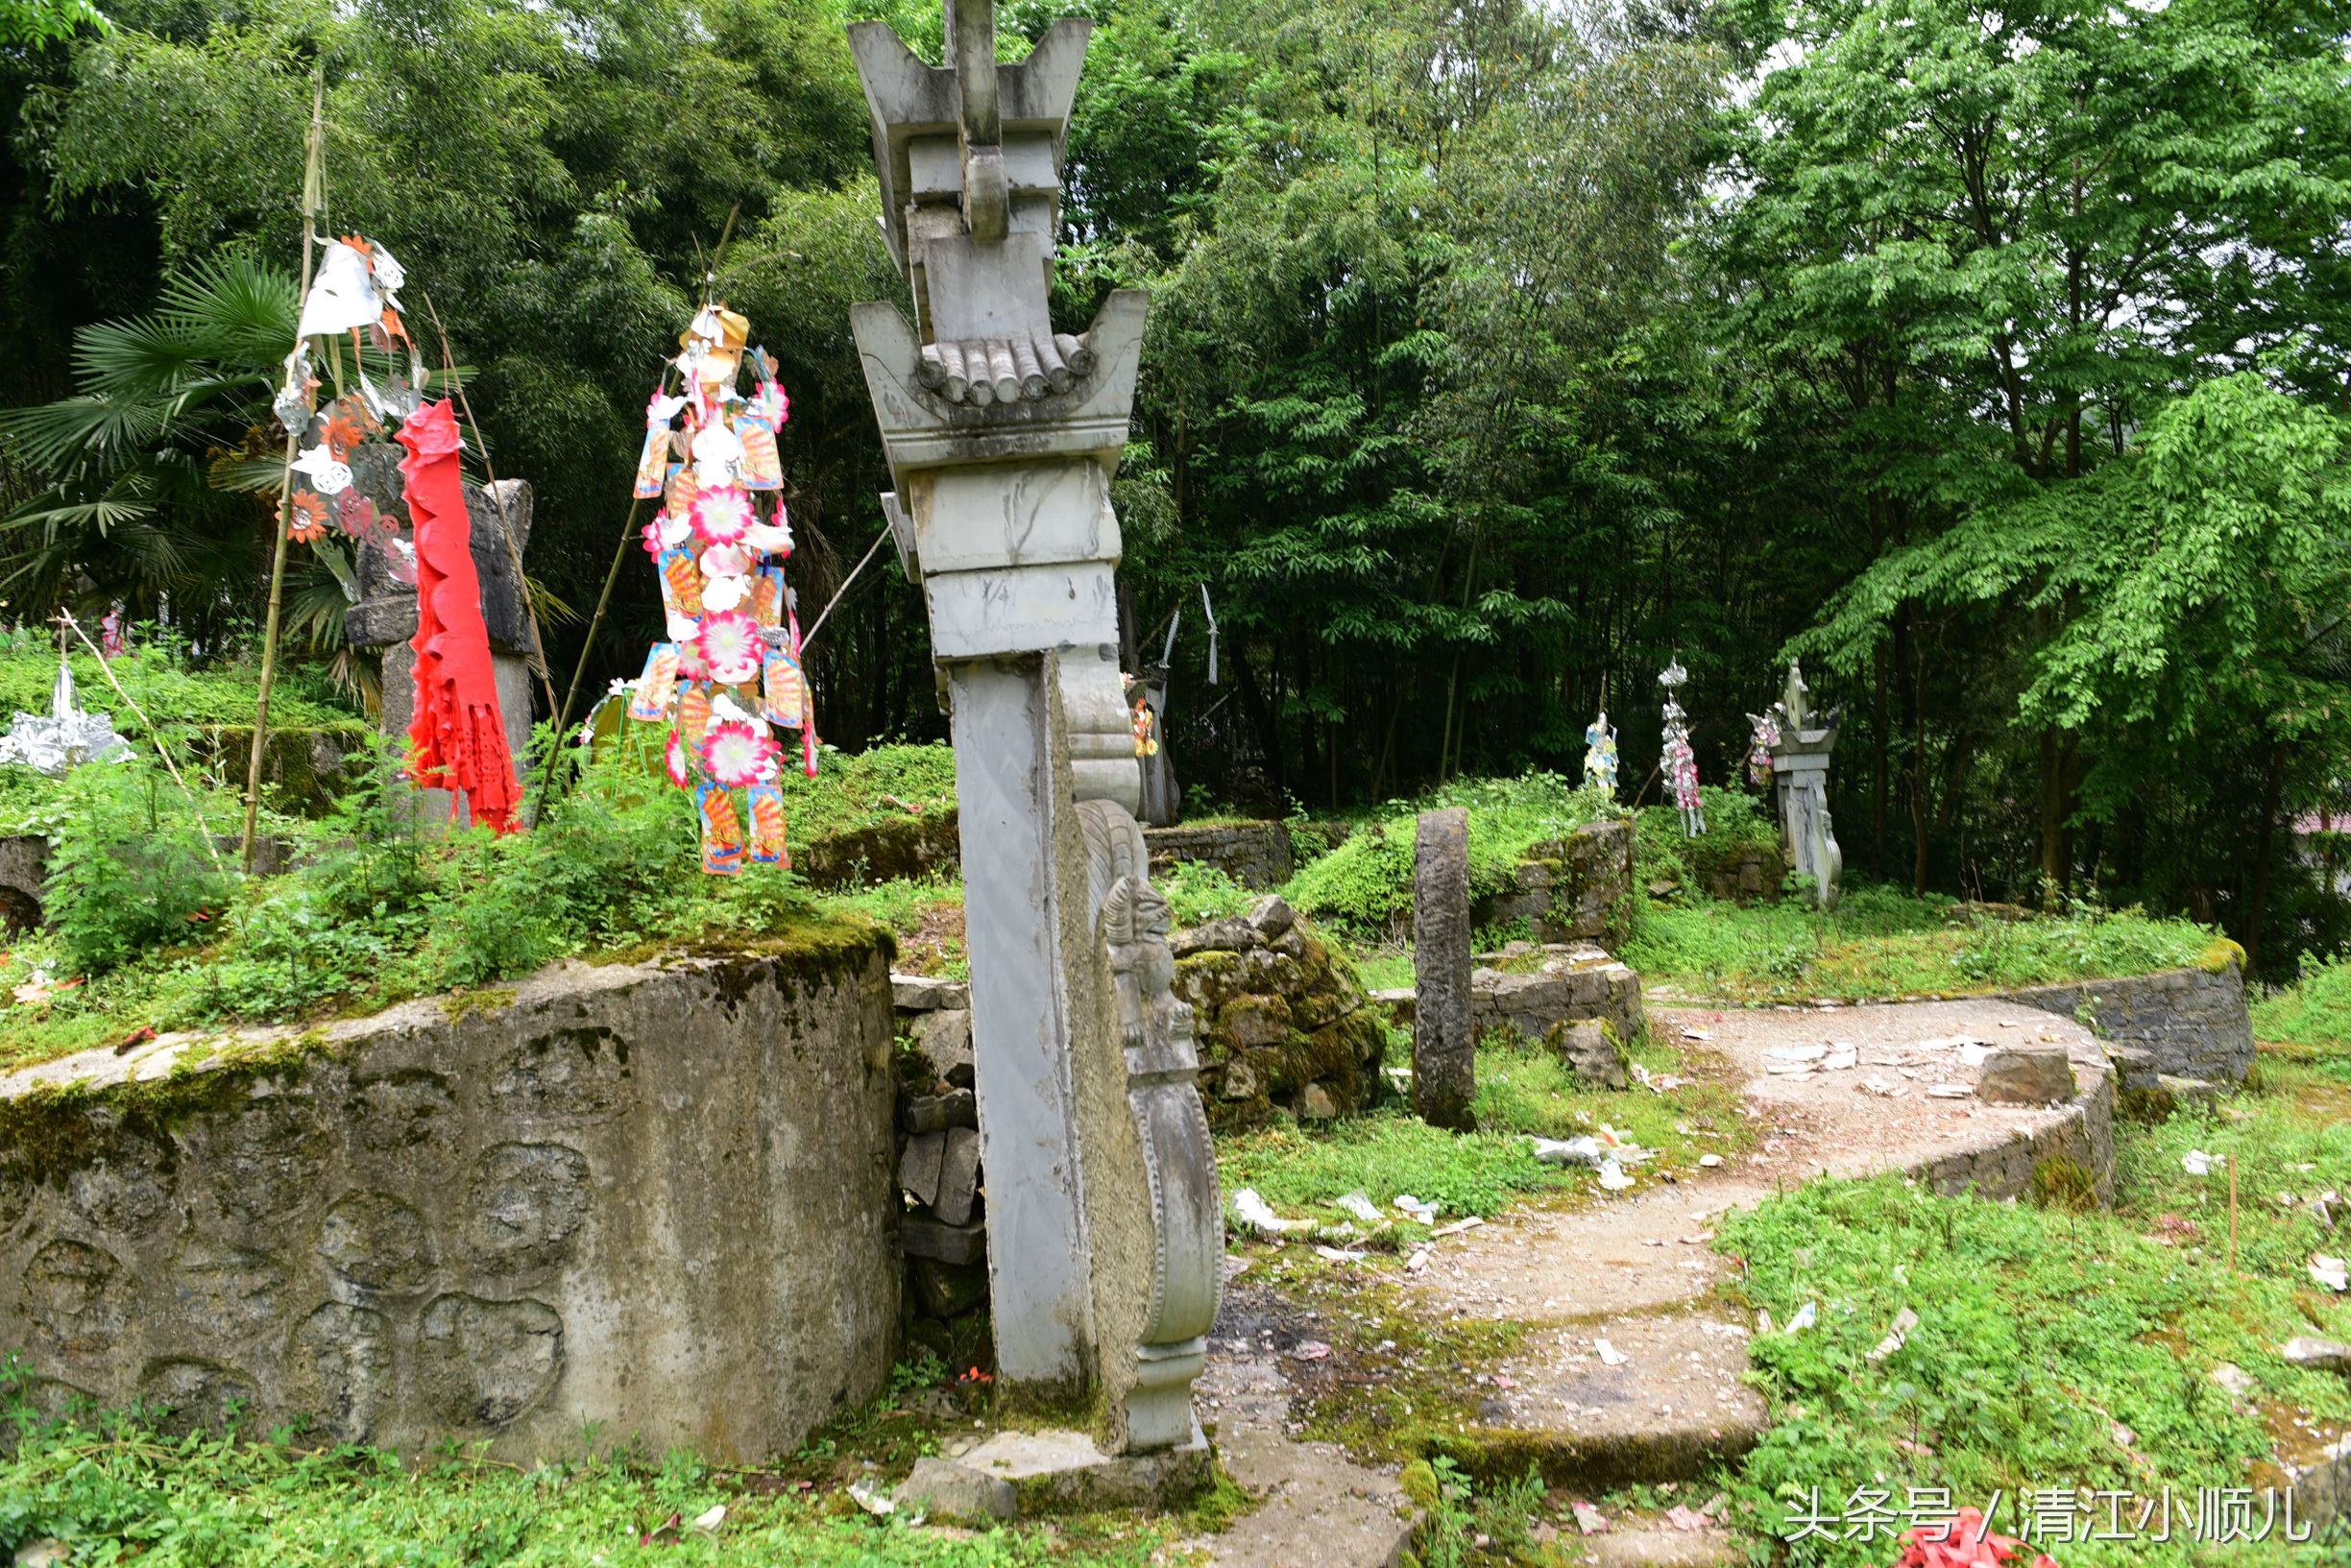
[1767, 661, 1842, 910]
[344, 444, 537, 830]
[1412, 806, 1476, 1131]
[847, 0, 1220, 1460]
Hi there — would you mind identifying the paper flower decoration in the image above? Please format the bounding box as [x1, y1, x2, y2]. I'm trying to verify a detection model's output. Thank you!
[665, 728, 691, 788]
[696, 609, 763, 685]
[642, 519, 666, 559]
[701, 543, 751, 579]
[699, 719, 780, 787]
[674, 638, 712, 682]
[288, 490, 329, 543]
[702, 573, 750, 613]
[691, 485, 756, 547]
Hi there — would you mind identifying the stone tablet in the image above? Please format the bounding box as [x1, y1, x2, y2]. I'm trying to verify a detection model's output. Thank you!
[1413, 806, 1476, 1131]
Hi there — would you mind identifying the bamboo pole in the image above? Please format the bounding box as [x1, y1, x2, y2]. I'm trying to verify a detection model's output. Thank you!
[239, 66, 327, 873]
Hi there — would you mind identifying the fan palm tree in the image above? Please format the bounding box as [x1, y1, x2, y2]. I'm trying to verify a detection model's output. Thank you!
[0, 253, 356, 653]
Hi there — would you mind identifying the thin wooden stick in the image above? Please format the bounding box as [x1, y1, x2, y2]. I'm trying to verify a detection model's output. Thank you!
[417, 290, 559, 718]
[2227, 1154, 2239, 1275]
[240, 65, 327, 873]
[60, 613, 230, 882]
[798, 525, 893, 653]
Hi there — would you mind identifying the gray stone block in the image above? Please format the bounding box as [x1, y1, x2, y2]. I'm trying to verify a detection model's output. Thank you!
[933, 1126, 982, 1226]
[901, 1130, 946, 1207]
[905, 1089, 979, 1133]
[902, 1215, 987, 1266]
[908, 1008, 975, 1088]
[899, 1457, 1016, 1521]
[1977, 1046, 2075, 1105]
[892, 974, 971, 1013]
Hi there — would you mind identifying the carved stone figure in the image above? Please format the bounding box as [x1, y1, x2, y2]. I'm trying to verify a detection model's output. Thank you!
[1767, 661, 1842, 909]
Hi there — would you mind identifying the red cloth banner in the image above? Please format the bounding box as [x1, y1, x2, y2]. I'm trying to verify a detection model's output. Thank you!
[401, 398, 521, 833]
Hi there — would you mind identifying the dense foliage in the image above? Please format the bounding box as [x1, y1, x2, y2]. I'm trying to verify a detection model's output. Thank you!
[0, 0, 2344, 970]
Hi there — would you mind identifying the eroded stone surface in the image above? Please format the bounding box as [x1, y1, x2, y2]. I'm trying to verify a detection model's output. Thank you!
[351, 1070, 459, 1155]
[490, 1027, 632, 1120]
[463, 1144, 590, 1271]
[201, 1083, 332, 1223]
[0, 945, 901, 1463]
[418, 1293, 563, 1428]
[291, 1302, 393, 1442]
[138, 1357, 257, 1437]
[317, 1192, 437, 1291]
[64, 1115, 176, 1236]
[170, 1237, 286, 1341]
[22, 1239, 129, 1354]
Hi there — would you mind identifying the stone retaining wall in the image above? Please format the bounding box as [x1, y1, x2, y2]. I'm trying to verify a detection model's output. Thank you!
[1469, 820, 1635, 947]
[0, 927, 902, 1462]
[1995, 959, 2254, 1084]
[1172, 897, 1386, 1128]
[1912, 1069, 2117, 1205]
[1144, 823, 1294, 890]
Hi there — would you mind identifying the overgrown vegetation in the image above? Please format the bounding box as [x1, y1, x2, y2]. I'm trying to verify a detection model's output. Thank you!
[0, 736, 880, 1069]
[1623, 884, 2215, 1003]
[1282, 774, 1612, 937]
[1217, 1032, 1751, 1221]
[2253, 956, 2351, 1052]
[0, 1359, 1184, 1567]
[1719, 1057, 2351, 1567]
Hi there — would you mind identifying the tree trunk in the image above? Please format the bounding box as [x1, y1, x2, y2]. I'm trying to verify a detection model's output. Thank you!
[2243, 741, 2288, 976]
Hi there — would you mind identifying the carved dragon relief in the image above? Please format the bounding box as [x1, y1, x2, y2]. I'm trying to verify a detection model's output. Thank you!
[1077, 798, 1222, 1451]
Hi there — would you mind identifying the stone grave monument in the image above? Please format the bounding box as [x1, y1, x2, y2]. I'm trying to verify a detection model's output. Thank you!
[845, 0, 1222, 1489]
[345, 445, 538, 828]
[1412, 806, 1476, 1130]
[1767, 660, 1842, 909]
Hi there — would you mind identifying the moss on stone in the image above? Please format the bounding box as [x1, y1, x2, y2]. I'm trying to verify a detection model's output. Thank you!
[2029, 1153, 2099, 1214]
[2197, 936, 2246, 975]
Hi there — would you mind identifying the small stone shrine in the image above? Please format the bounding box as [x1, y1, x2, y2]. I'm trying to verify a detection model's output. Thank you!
[1766, 660, 1842, 908]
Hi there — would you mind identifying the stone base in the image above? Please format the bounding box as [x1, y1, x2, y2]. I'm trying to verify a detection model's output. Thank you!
[904, 1426, 1212, 1519]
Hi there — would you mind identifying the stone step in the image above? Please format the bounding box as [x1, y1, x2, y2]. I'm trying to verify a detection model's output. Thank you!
[1204, 1427, 1416, 1568]
[1437, 1309, 1767, 1490]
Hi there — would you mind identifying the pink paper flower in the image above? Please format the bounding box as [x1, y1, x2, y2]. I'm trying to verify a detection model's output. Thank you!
[674, 638, 712, 682]
[696, 609, 763, 685]
[691, 484, 756, 547]
[698, 720, 780, 788]
[642, 518, 665, 558]
[665, 729, 691, 789]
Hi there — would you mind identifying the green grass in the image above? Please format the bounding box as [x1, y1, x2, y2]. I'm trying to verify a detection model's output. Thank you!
[0, 1364, 1183, 1567]
[1280, 772, 1612, 937]
[1718, 1055, 2351, 1567]
[1216, 1033, 1753, 1221]
[2253, 955, 2351, 1050]
[1622, 884, 2218, 1002]
[770, 742, 957, 840]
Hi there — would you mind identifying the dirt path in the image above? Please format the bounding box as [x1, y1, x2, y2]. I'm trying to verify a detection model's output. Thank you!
[1200, 996, 2109, 1565]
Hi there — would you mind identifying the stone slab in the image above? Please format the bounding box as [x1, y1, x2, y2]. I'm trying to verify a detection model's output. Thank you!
[1207, 1425, 1414, 1568]
[1463, 1310, 1768, 1487]
[953, 1426, 1212, 1513]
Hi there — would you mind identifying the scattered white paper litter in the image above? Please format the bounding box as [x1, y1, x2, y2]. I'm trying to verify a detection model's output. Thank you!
[1315, 1244, 1369, 1263]
[1232, 1188, 1313, 1233]
[2182, 1150, 2219, 1176]
[1597, 1158, 1635, 1192]
[1783, 1301, 1817, 1334]
[1926, 1084, 1974, 1098]
[848, 1481, 894, 1516]
[1334, 1191, 1384, 1223]
[1394, 1194, 1440, 1224]
[691, 1505, 727, 1532]
[2312, 1256, 2349, 1292]
[1596, 1338, 1628, 1366]
[1866, 1307, 1919, 1363]
[1530, 1135, 1605, 1167]
[1698, 1153, 1724, 1168]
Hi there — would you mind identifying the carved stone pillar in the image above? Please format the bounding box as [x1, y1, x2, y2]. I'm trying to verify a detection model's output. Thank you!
[847, 1, 1220, 1455]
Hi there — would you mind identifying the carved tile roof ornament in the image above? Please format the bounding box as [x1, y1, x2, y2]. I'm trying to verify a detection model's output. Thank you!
[848, 0, 1219, 1464]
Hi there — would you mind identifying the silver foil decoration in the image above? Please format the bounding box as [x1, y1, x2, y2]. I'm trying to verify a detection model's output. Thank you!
[0, 660, 133, 775]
